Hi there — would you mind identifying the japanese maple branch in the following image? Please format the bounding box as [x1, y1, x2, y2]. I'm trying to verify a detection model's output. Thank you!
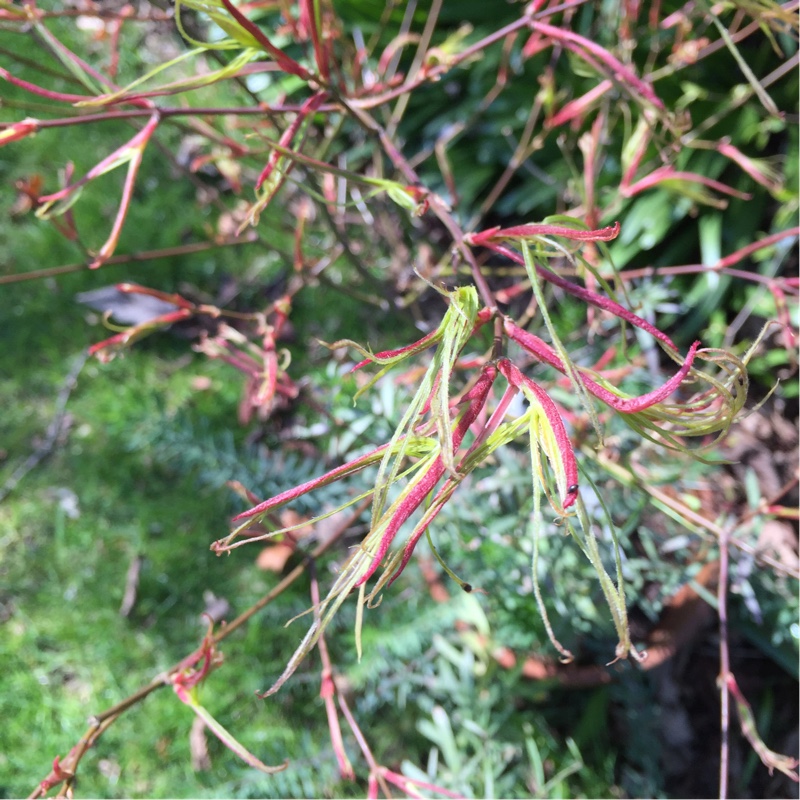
[338, 97, 497, 309]
[0, 236, 257, 285]
[607, 228, 800, 283]
[588, 447, 800, 581]
[0, 104, 340, 132]
[30, 499, 370, 798]
[346, 0, 591, 110]
[718, 516, 732, 799]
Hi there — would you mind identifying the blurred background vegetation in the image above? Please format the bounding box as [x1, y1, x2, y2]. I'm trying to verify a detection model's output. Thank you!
[0, 1, 797, 798]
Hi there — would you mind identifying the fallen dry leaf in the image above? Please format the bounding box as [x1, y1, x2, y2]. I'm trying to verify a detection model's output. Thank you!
[190, 716, 211, 772]
[256, 543, 295, 572]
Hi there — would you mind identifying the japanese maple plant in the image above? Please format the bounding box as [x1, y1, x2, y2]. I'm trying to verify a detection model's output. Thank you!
[2, 0, 797, 796]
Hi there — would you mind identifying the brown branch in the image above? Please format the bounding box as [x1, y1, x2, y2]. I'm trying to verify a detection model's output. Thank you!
[0, 236, 257, 285]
